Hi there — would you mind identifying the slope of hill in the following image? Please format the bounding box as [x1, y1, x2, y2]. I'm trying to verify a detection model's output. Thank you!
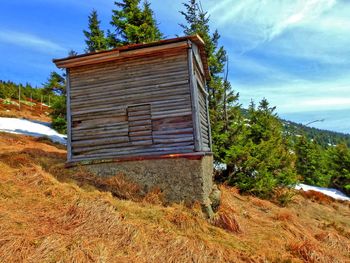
[0, 98, 51, 122]
[0, 117, 66, 144]
[0, 132, 349, 262]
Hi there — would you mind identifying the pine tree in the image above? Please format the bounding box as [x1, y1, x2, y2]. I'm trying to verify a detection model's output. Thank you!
[83, 9, 107, 53]
[327, 143, 350, 195]
[109, 0, 162, 47]
[43, 72, 66, 96]
[43, 71, 67, 134]
[225, 99, 297, 198]
[294, 136, 329, 186]
[180, 0, 241, 165]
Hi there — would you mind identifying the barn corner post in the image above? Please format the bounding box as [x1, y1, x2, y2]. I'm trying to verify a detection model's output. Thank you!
[187, 38, 216, 216]
[66, 68, 72, 163]
[187, 40, 202, 152]
[54, 36, 217, 217]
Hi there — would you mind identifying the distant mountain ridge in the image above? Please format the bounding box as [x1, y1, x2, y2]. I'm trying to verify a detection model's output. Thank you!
[282, 119, 350, 147]
[240, 108, 350, 147]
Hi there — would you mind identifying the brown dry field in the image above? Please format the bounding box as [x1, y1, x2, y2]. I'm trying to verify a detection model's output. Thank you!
[0, 132, 349, 263]
[0, 99, 51, 122]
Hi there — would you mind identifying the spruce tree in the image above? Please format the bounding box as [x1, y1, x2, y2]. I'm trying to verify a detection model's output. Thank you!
[43, 72, 66, 96]
[109, 0, 162, 47]
[294, 136, 329, 186]
[226, 99, 297, 198]
[43, 71, 67, 134]
[83, 9, 108, 53]
[327, 143, 350, 195]
[180, 0, 241, 165]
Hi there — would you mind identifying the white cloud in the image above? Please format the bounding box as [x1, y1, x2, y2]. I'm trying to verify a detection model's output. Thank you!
[234, 77, 350, 114]
[0, 30, 66, 54]
[301, 98, 350, 107]
[207, 0, 336, 40]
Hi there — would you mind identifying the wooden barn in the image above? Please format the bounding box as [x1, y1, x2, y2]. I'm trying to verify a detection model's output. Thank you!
[54, 35, 211, 163]
[54, 35, 216, 213]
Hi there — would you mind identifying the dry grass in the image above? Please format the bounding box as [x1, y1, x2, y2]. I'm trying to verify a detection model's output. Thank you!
[211, 187, 242, 234]
[300, 190, 335, 204]
[0, 132, 349, 262]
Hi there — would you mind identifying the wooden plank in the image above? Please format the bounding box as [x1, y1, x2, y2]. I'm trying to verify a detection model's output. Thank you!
[129, 135, 153, 141]
[153, 137, 193, 144]
[129, 125, 152, 132]
[73, 111, 127, 122]
[205, 85, 213, 151]
[72, 121, 128, 131]
[71, 149, 194, 162]
[72, 136, 130, 147]
[70, 85, 190, 109]
[188, 42, 202, 151]
[70, 55, 187, 76]
[152, 111, 192, 120]
[70, 77, 190, 103]
[127, 119, 152, 126]
[152, 128, 193, 135]
[128, 104, 151, 116]
[70, 54, 187, 77]
[152, 134, 193, 140]
[72, 105, 126, 116]
[192, 43, 205, 77]
[127, 115, 151, 122]
[71, 67, 189, 94]
[129, 130, 152, 136]
[73, 130, 129, 141]
[72, 145, 194, 160]
[73, 141, 194, 155]
[71, 94, 191, 113]
[152, 121, 193, 131]
[66, 69, 72, 162]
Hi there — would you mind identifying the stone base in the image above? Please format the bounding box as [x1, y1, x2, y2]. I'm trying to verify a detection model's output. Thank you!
[75, 154, 214, 210]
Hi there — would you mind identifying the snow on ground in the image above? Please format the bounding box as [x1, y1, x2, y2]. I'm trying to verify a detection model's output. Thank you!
[295, 183, 350, 201]
[0, 117, 66, 145]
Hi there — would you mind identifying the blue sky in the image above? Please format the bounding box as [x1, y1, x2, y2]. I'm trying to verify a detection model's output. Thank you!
[0, 0, 349, 133]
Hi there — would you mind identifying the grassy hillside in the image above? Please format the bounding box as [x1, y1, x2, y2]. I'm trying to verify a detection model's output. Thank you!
[0, 98, 51, 122]
[0, 132, 349, 262]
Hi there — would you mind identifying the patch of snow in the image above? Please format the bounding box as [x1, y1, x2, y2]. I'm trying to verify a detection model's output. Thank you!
[214, 162, 227, 171]
[295, 183, 350, 201]
[0, 117, 66, 145]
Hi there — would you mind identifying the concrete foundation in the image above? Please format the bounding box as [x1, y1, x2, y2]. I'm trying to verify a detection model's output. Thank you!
[78, 154, 214, 210]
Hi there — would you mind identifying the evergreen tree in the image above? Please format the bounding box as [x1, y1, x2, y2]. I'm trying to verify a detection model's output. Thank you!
[327, 143, 350, 195]
[109, 0, 162, 47]
[43, 71, 67, 134]
[180, 0, 241, 165]
[43, 72, 66, 96]
[68, 50, 78, 57]
[83, 9, 108, 53]
[225, 99, 297, 198]
[294, 136, 329, 186]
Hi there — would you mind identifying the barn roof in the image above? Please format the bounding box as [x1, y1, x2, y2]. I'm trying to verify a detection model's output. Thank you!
[53, 35, 210, 80]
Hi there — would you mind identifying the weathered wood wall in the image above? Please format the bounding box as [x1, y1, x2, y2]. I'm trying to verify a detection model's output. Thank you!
[68, 44, 195, 162]
[66, 40, 211, 163]
[191, 43, 212, 152]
